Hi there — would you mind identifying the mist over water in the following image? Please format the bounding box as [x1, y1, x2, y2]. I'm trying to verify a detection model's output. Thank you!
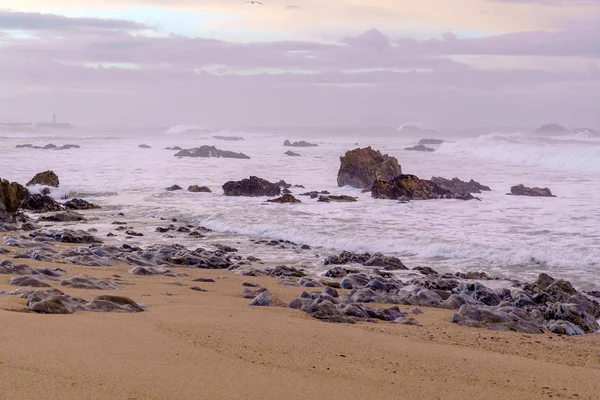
[1, 126, 599, 290]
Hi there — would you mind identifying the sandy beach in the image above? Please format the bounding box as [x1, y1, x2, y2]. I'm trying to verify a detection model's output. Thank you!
[1, 257, 599, 400]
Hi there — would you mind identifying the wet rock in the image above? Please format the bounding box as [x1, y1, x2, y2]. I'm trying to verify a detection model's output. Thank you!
[337, 147, 402, 189]
[544, 301, 600, 333]
[325, 251, 406, 271]
[404, 144, 434, 152]
[413, 266, 439, 276]
[509, 184, 555, 197]
[10, 276, 52, 288]
[266, 194, 301, 203]
[26, 170, 59, 188]
[165, 146, 182, 151]
[452, 305, 544, 334]
[0, 178, 29, 214]
[188, 185, 212, 193]
[175, 146, 250, 159]
[39, 211, 86, 222]
[64, 198, 101, 210]
[125, 230, 144, 237]
[30, 229, 101, 244]
[324, 267, 349, 278]
[372, 175, 476, 201]
[283, 140, 318, 147]
[60, 275, 121, 290]
[266, 265, 305, 277]
[165, 185, 183, 191]
[222, 176, 281, 197]
[318, 195, 358, 203]
[138, 144, 152, 149]
[341, 274, 370, 289]
[285, 150, 301, 157]
[214, 244, 237, 253]
[21, 194, 64, 213]
[418, 139, 444, 145]
[431, 177, 491, 194]
[249, 290, 286, 307]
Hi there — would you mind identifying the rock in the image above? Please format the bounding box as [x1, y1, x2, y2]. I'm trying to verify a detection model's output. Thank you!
[222, 176, 281, 197]
[30, 229, 101, 244]
[85, 295, 145, 312]
[64, 198, 101, 210]
[545, 320, 585, 336]
[404, 144, 435, 152]
[165, 185, 183, 191]
[266, 194, 301, 203]
[283, 140, 318, 147]
[371, 175, 476, 201]
[175, 146, 250, 159]
[407, 307, 423, 315]
[0, 178, 28, 214]
[192, 278, 215, 283]
[509, 184, 555, 197]
[39, 211, 86, 222]
[138, 144, 152, 148]
[337, 147, 402, 189]
[534, 124, 567, 135]
[10, 276, 52, 288]
[452, 304, 544, 334]
[413, 266, 439, 276]
[392, 317, 422, 326]
[318, 195, 357, 203]
[26, 171, 59, 187]
[188, 185, 212, 193]
[190, 286, 206, 292]
[430, 177, 491, 193]
[21, 194, 63, 213]
[418, 139, 445, 145]
[164, 146, 183, 150]
[213, 135, 244, 141]
[285, 150, 301, 157]
[60, 275, 121, 290]
[544, 301, 600, 333]
[249, 290, 286, 307]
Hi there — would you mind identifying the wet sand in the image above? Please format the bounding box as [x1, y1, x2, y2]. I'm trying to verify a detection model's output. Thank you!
[1, 258, 599, 400]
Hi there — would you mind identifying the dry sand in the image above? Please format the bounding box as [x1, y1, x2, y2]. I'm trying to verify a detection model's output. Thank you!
[1, 258, 599, 400]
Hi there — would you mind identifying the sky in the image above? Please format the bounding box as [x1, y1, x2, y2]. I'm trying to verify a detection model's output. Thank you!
[0, 0, 599, 129]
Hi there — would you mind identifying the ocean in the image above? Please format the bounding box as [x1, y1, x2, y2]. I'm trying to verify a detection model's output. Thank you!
[2, 126, 599, 290]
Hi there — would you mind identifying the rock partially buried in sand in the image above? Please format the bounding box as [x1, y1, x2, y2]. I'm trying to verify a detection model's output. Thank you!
[431, 177, 491, 194]
[26, 170, 59, 188]
[10, 276, 52, 288]
[0, 178, 28, 214]
[266, 194, 301, 204]
[249, 290, 286, 307]
[60, 275, 121, 290]
[188, 185, 212, 193]
[222, 176, 281, 197]
[175, 146, 250, 159]
[26, 289, 145, 314]
[451, 304, 544, 334]
[509, 184, 555, 197]
[337, 147, 402, 189]
[371, 175, 476, 201]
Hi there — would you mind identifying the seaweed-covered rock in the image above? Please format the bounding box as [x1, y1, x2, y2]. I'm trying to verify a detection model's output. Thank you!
[371, 175, 476, 201]
[509, 184, 555, 197]
[337, 147, 402, 189]
[175, 146, 250, 159]
[26, 170, 59, 187]
[431, 177, 491, 193]
[222, 176, 281, 197]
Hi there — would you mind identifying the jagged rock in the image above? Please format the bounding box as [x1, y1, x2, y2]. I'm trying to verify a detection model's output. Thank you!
[337, 147, 402, 189]
[222, 176, 281, 197]
[285, 150, 301, 157]
[0, 178, 28, 214]
[60, 275, 121, 290]
[418, 139, 445, 145]
[283, 140, 318, 147]
[21, 194, 63, 213]
[10, 276, 52, 288]
[431, 177, 491, 193]
[39, 211, 86, 222]
[165, 185, 183, 191]
[372, 175, 476, 201]
[26, 171, 59, 187]
[509, 184, 555, 197]
[175, 146, 250, 159]
[188, 185, 212, 193]
[266, 194, 301, 203]
[129, 266, 185, 276]
[138, 144, 152, 149]
[64, 198, 101, 210]
[405, 144, 434, 152]
[318, 195, 357, 203]
[452, 305, 544, 334]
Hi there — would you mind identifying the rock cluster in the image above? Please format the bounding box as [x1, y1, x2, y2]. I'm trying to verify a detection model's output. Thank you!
[222, 176, 281, 197]
[16, 144, 80, 150]
[175, 146, 250, 159]
[25, 289, 144, 314]
[404, 144, 434, 152]
[283, 140, 318, 147]
[337, 147, 402, 189]
[372, 175, 476, 201]
[509, 184, 555, 197]
[431, 177, 491, 193]
[324, 251, 407, 270]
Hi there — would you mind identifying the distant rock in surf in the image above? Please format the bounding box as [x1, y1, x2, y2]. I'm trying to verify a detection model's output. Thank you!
[64, 198, 101, 210]
[534, 123, 567, 135]
[266, 194, 301, 204]
[222, 176, 281, 197]
[418, 138, 445, 145]
[283, 140, 318, 147]
[165, 185, 183, 191]
[431, 177, 491, 193]
[404, 144, 434, 152]
[175, 146, 250, 159]
[164, 146, 182, 151]
[508, 184, 555, 197]
[22, 194, 63, 213]
[26, 170, 59, 188]
[15, 144, 80, 150]
[372, 175, 477, 201]
[337, 147, 402, 189]
[285, 150, 301, 157]
[138, 144, 152, 149]
[188, 185, 212, 193]
[214, 135, 244, 141]
[318, 195, 357, 203]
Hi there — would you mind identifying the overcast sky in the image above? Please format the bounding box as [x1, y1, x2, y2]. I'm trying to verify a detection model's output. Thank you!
[0, 0, 599, 129]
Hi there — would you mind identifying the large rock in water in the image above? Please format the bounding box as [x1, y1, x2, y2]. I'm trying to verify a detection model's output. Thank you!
[431, 177, 491, 193]
[174, 146, 250, 159]
[534, 123, 567, 135]
[283, 140, 318, 148]
[21, 194, 63, 213]
[337, 147, 402, 189]
[509, 184, 555, 197]
[26, 170, 59, 187]
[0, 179, 28, 213]
[371, 175, 476, 200]
[222, 176, 281, 197]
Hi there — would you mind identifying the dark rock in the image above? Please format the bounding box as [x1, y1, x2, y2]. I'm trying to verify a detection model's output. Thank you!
[318, 195, 357, 203]
[39, 211, 86, 222]
[430, 177, 491, 193]
[372, 174, 476, 201]
[175, 146, 250, 159]
[283, 140, 318, 147]
[413, 266, 439, 276]
[125, 230, 144, 237]
[190, 286, 206, 292]
[188, 185, 212, 193]
[544, 301, 600, 333]
[21, 194, 63, 213]
[509, 184, 555, 197]
[545, 320, 585, 336]
[165, 185, 183, 191]
[534, 123, 567, 135]
[266, 194, 301, 203]
[138, 144, 151, 148]
[337, 147, 402, 189]
[164, 146, 183, 150]
[26, 170, 59, 187]
[64, 198, 101, 210]
[0, 178, 28, 214]
[214, 135, 244, 141]
[404, 144, 434, 152]
[192, 278, 215, 283]
[418, 139, 445, 145]
[452, 304, 544, 334]
[222, 176, 281, 197]
[285, 150, 301, 157]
